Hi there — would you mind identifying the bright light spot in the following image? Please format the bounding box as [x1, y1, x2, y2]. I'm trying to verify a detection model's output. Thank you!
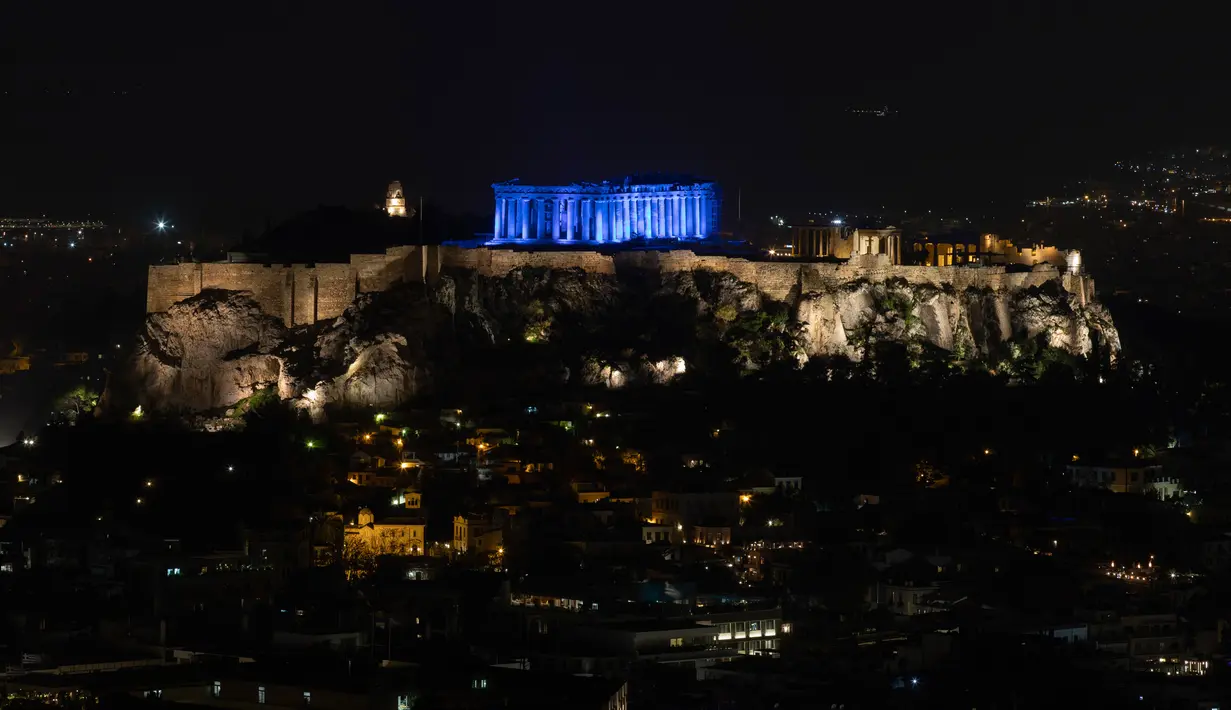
[306, 441, 316, 449]
[135, 497, 144, 505]
[375, 413, 386, 423]
[740, 494, 752, 504]
[676, 523, 683, 531]
[156, 221, 166, 230]
[131, 405, 144, 420]
[303, 389, 318, 403]
[832, 218, 843, 225]
[228, 466, 234, 472]
[145, 480, 154, 487]
[400, 462, 410, 470]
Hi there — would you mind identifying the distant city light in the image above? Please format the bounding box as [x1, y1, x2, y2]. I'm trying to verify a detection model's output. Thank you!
[831, 218, 843, 225]
[156, 221, 167, 231]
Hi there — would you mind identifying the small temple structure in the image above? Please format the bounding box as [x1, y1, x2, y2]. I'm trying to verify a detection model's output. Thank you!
[490, 177, 719, 243]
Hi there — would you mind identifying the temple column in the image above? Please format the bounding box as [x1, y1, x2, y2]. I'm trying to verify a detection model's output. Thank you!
[520, 198, 529, 239]
[698, 195, 707, 237]
[645, 197, 654, 239]
[536, 198, 545, 240]
[552, 198, 561, 240]
[580, 200, 590, 241]
[656, 197, 665, 237]
[682, 195, 692, 237]
[566, 199, 575, 241]
[671, 195, 680, 237]
[494, 197, 504, 239]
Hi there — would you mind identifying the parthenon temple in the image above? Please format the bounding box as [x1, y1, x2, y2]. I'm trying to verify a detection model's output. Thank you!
[490, 178, 719, 243]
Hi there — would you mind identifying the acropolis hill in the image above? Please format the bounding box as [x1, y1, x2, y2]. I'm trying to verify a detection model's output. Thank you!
[127, 242, 1119, 419]
[121, 178, 1118, 418]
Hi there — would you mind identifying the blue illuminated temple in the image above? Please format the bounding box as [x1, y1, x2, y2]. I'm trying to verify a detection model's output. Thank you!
[490, 177, 719, 243]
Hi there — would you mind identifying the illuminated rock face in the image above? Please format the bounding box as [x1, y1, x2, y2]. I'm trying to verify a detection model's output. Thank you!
[124, 290, 288, 412]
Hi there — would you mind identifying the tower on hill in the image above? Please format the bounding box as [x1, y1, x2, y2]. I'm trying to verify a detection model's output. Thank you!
[385, 180, 407, 218]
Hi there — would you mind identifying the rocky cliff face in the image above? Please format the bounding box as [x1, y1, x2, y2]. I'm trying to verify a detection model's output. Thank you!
[796, 277, 1120, 361]
[115, 261, 1120, 417]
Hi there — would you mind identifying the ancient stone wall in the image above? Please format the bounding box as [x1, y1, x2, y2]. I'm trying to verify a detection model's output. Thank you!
[149, 245, 1089, 324]
[147, 263, 203, 314]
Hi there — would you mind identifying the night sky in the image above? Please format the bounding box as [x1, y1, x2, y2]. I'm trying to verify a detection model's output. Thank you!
[4, 2, 1226, 233]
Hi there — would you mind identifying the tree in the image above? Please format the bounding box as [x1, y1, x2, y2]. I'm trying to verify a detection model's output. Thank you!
[723, 303, 804, 371]
[53, 384, 100, 425]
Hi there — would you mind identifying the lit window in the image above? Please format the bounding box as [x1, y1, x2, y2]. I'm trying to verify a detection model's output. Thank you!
[213, 682, 221, 698]
[258, 686, 266, 704]
[670, 637, 683, 647]
[303, 691, 311, 705]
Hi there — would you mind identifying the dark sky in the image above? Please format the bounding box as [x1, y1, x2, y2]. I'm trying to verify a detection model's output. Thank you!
[3, 1, 1226, 233]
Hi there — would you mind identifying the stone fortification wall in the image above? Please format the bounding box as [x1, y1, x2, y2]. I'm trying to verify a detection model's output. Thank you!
[147, 250, 411, 325]
[149, 245, 1088, 324]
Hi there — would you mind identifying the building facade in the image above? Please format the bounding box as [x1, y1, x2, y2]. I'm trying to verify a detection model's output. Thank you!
[345, 507, 425, 555]
[790, 225, 902, 263]
[1067, 463, 1166, 495]
[490, 178, 719, 243]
